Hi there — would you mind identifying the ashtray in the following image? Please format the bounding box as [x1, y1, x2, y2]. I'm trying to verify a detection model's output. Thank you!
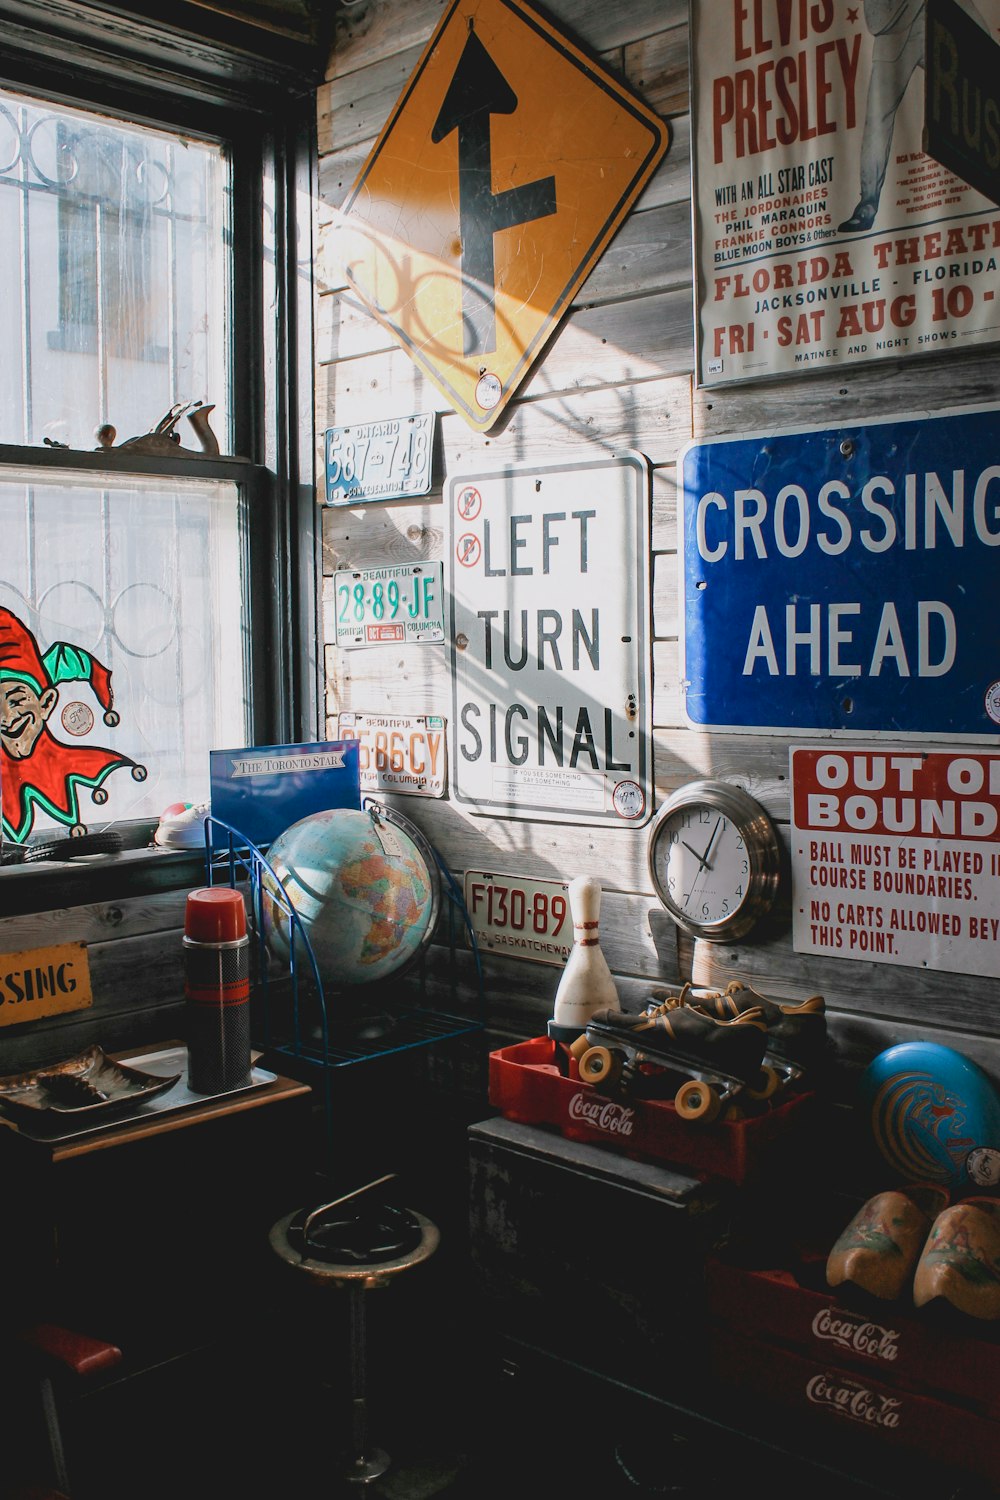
[0, 1045, 182, 1119]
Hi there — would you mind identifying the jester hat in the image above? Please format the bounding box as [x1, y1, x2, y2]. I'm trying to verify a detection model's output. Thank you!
[0, 607, 117, 723]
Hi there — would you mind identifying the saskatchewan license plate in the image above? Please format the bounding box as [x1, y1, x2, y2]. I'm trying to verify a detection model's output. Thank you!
[464, 871, 572, 966]
[333, 562, 445, 648]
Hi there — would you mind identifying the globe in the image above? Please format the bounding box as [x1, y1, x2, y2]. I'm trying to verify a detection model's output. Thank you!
[259, 804, 439, 992]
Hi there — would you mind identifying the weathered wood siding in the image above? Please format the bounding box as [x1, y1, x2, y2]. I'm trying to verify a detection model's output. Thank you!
[0, 890, 191, 1070]
[2, 0, 996, 1096]
[315, 0, 1000, 1088]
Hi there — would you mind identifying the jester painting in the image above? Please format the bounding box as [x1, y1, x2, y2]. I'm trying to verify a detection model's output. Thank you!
[0, 606, 147, 844]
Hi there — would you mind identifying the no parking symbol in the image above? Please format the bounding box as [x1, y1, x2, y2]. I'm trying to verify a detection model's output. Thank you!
[457, 486, 482, 521]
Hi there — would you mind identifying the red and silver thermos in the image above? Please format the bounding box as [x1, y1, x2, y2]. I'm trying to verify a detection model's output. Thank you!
[183, 887, 252, 1094]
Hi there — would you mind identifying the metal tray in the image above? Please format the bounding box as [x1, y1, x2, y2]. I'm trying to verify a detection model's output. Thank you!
[0, 1045, 276, 1143]
[0, 1045, 181, 1119]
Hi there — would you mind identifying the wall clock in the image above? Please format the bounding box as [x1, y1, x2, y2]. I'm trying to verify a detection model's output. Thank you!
[647, 779, 782, 941]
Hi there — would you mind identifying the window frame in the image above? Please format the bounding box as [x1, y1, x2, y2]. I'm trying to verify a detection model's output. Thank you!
[0, 0, 322, 899]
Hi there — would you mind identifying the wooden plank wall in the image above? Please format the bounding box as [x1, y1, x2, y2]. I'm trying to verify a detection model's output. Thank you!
[315, 0, 1000, 1096]
[4, 0, 996, 1096]
[0, 891, 191, 1071]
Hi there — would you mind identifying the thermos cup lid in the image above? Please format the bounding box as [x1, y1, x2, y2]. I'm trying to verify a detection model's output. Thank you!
[184, 886, 247, 943]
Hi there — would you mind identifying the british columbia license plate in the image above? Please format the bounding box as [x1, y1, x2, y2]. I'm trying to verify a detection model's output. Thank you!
[336, 713, 446, 797]
[333, 562, 445, 648]
[464, 871, 572, 966]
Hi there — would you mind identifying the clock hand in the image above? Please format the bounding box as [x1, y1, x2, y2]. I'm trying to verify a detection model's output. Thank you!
[682, 818, 723, 880]
[681, 838, 710, 871]
[675, 815, 726, 912]
[682, 820, 722, 909]
[700, 817, 724, 871]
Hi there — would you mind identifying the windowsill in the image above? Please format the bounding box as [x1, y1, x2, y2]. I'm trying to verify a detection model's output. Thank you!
[0, 844, 210, 917]
[0, 441, 252, 479]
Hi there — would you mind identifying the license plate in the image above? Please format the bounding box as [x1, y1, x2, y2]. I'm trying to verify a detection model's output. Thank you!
[336, 713, 447, 798]
[324, 413, 434, 505]
[464, 871, 572, 966]
[333, 562, 445, 648]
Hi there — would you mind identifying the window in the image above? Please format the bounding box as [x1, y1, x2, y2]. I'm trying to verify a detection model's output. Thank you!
[0, 91, 228, 440]
[0, 3, 321, 858]
[0, 467, 246, 839]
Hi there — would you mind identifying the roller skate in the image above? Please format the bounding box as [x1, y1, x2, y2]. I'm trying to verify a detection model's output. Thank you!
[568, 998, 769, 1123]
[681, 980, 827, 1104]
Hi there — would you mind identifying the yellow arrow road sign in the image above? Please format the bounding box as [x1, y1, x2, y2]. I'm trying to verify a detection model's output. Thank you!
[332, 0, 670, 431]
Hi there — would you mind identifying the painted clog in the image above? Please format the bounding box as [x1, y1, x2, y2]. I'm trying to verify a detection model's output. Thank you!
[913, 1197, 1000, 1320]
[827, 1183, 950, 1301]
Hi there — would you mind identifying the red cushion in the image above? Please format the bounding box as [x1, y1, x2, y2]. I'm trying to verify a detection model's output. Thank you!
[15, 1323, 122, 1380]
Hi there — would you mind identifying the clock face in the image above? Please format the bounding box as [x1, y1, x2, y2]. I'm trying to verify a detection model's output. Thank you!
[647, 780, 782, 940]
[652, 804, 750, 928]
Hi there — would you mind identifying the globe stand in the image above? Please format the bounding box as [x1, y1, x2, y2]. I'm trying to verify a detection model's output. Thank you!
[201, 805, 485, 1177]
[343, 1013, 398, 1045]
[325, 1001, 400, 1047]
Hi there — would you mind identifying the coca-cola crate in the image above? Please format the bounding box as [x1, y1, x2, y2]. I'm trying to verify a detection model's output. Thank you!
[487, 1035, 818, 1186]
[706, 1251, 1000, 1417]
[709, 1326, 1000, 1487]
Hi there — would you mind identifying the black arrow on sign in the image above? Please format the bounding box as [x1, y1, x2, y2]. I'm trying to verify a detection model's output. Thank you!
[432, 28, 557, 357]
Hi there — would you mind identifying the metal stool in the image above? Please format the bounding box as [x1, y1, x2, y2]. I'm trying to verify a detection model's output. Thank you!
[269, 1175, 439, 1489]
[12, 1322, 123, 1499]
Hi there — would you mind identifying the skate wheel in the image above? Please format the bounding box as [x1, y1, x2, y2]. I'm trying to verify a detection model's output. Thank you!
[744, 1063, 782, 1102]
[675, 1078, 722, 1123]
[577, 1046, 623, 1089]
[568, 1033, 593, 1062]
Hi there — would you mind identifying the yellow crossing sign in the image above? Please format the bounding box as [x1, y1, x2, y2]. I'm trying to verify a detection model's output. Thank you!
[332, 0, 670, 430]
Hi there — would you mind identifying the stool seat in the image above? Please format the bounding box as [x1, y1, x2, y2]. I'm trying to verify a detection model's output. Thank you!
[269, 1208, 439, 1292]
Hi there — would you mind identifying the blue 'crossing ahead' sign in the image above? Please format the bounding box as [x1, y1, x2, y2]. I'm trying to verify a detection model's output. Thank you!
[679, 403, 1000, 740]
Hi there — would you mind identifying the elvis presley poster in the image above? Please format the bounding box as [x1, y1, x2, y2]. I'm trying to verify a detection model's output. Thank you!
[691, 0, 1000, 386]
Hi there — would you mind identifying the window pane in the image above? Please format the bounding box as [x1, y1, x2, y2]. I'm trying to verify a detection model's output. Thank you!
[0, 91, 229, 452]
[0, 467, 247, 843]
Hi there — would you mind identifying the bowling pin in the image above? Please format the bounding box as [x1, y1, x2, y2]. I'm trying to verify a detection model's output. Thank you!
[551, 875, 619, 1032]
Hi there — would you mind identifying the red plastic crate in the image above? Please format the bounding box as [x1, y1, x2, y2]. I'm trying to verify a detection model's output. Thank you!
[710, 1325, 1000, 1486]
[488, 1035, 817, 1185]
[706, 1252, 1000, 1418]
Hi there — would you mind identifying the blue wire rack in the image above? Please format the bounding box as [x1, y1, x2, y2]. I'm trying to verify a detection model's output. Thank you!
[200, 805, 485, 1167]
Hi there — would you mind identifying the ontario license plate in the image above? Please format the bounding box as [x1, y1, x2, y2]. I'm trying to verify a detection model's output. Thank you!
[324, 413, 434, 505]
[336, 713, 447, 798]
[464, 871, 572, 966]
[333, 562, 445, 648]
